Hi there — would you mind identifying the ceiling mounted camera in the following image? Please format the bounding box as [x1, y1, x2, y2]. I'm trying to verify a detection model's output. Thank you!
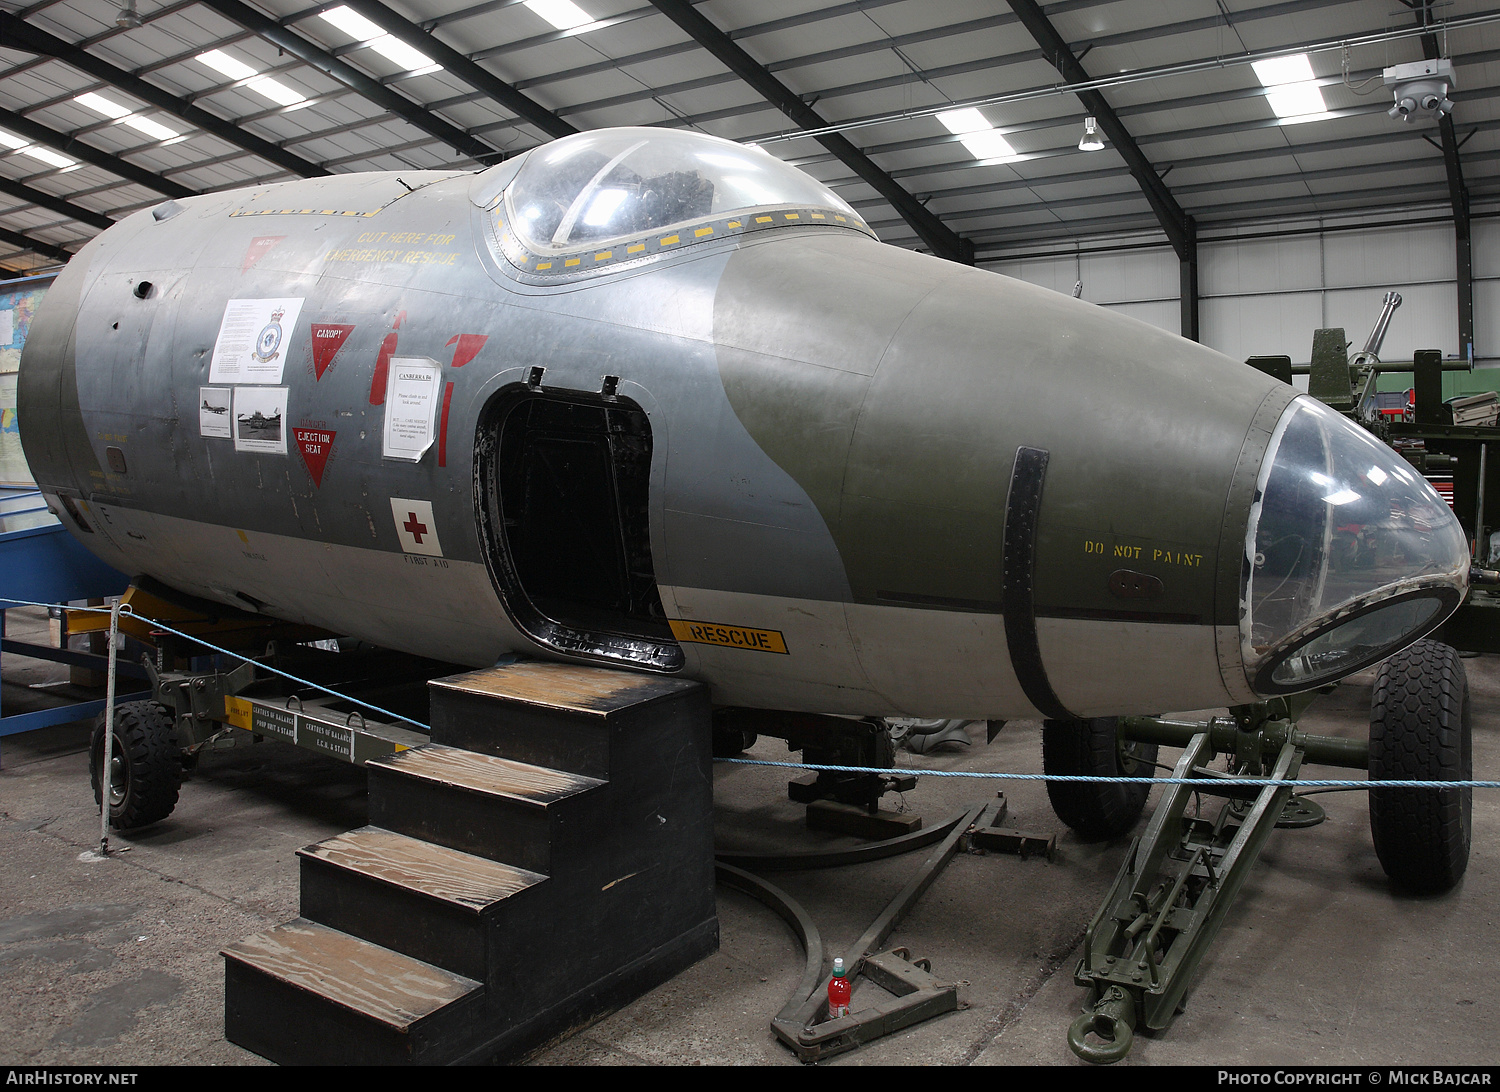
[1384, 57, 1456, 122]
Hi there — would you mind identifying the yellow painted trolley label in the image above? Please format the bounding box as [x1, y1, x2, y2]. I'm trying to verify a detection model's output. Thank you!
[223, 695, 252, 730]
[669, 619, 788, 654]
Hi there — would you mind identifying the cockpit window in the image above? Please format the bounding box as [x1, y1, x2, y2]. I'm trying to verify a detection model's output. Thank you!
[504, 127, 857, 252]
[1240, 396, 1468, 692]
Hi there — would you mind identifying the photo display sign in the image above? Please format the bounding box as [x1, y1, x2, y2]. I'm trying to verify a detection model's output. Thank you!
[199, 387, 231, 438]
[233, 386, 288, 455]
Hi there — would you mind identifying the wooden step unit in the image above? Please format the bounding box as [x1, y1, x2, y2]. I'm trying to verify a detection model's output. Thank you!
[224, 660, 717, 1065]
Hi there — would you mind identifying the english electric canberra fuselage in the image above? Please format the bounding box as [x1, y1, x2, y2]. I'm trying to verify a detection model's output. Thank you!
[18, 128, 1469, 718]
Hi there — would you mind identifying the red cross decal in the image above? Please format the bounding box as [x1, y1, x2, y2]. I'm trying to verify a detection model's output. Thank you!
[403, 512, 428, 543]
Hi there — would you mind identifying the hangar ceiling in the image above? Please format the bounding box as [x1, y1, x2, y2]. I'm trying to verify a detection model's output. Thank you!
[0, 0, 1496, 277]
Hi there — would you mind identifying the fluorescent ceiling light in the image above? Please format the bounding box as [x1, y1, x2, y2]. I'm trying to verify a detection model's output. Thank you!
[24, 146, 75, 169]
[525, 0, 596, 31]
[1323, 489, 1361, 506]
[1252, 54, 1315, 86]
[250, 78, 308, 107]
[368, 36, 433, 71]
[959, 129, 1017, 160]
[0, 130, 27, 150]
[936, 107, 1019, 161]
[937, 108, 989, 135]
[320, 6, 435, 72]
[1252, 52, 1327, 119]
[75, 92, 178, 140]
[198, 50, 308, 106]
[1266, 82, 1327, 119]
[320, 6, 384, 41]
[76, 91, 131, 119]
[198, 48, 256, 81]
[124, 115, 178, 141]
[1367, 465, 1389, 486]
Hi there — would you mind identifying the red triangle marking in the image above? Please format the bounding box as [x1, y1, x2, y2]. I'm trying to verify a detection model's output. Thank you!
[310, 323, 355, 380]
[294, 428, 336, 487]
[445, 333, 488, 369]
[242, 236, 285, 272]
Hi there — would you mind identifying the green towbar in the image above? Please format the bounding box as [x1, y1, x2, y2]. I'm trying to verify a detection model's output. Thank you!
[1067, 699, 1373, 1064]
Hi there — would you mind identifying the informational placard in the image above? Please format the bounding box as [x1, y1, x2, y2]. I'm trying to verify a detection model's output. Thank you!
[209, 297, 303, 384]
[382, 357, 441, 462]
[199, 386, 231, 438]
[233, 386, 288, 455]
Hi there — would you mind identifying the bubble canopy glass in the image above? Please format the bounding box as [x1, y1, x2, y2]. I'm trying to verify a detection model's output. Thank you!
[503, 128, 857, 252]
[1241, 396, 1468, 693]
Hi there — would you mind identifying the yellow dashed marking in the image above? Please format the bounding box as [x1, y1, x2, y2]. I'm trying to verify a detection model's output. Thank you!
[660, 234, 680, 245]
[811, 212, 825, 219]
[627, 243, 645, 254]
[565, 257, 581, 266]
[535, 261, 552, 270]
[595, 250, 612, 260]
[755, 216, 772, 223]
[835, 214, 847, 221]
[694, 226, 713, 237]
[727, 220, 741, 228]
[784, 212, 800, 220]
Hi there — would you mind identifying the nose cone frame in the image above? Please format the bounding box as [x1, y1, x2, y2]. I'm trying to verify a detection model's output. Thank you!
[1239, 396, 1468, 694]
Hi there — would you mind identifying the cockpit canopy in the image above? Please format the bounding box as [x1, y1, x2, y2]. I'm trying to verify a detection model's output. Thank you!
[1240, 396, 1469, 692]
[503, 127, 859, 253]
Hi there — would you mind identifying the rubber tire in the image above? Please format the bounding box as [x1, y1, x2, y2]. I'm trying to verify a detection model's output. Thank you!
[1369, 639, 1471, 893]
[90, 700, 183, 831]
[711, 726, 758, 758]
[1042, 716, 1158, 841]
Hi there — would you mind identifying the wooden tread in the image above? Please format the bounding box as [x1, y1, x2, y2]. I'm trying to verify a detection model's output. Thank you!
[299, 826, 546, 913]
[222, 919, 480, 1030]
[367, 742, 603, 805]
[430, 661, 698, 717]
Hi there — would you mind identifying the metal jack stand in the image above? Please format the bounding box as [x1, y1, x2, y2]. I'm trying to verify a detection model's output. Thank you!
[1067, 697, 1370, 1063]
[717, 799, 992, 1062]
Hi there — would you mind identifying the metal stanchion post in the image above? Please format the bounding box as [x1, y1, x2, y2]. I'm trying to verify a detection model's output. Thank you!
[97, 598, 120, 858]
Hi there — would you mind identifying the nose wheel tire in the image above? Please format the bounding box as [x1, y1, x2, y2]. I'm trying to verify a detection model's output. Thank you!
[1042, 716, 1158, 841]
[1369, 639, 1471, 893]
[90, 700, 184, 831]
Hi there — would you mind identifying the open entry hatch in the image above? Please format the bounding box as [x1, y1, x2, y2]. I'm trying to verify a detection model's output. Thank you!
[477, 388, 682, 671]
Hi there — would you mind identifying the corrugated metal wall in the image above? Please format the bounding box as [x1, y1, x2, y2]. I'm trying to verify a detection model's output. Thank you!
[985, 213, 1500, 381]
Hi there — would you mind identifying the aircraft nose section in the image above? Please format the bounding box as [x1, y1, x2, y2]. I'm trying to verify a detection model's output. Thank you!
[1241, 396, 1469, 693]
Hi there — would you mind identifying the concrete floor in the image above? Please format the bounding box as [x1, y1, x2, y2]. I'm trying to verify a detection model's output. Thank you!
[1, 603, 1496, 1067]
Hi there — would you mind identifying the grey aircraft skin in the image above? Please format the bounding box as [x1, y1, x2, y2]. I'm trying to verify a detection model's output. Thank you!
[17, 128, 1470, 720]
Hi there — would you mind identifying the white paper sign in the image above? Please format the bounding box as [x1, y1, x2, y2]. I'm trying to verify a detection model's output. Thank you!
[233, 386, 288, 454]
[199, 386, 231, 438]
[382, 357, 441, 462]
[390, 497, 443, 557]
[209, 297, 304, 384]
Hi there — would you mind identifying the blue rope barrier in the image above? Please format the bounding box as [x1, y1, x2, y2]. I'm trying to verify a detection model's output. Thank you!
[6, 595, 1494, 789]
[716, 757, 1500, 790]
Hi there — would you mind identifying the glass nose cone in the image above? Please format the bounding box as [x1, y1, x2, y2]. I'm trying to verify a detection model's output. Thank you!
[1241, 396, 1468, 693]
